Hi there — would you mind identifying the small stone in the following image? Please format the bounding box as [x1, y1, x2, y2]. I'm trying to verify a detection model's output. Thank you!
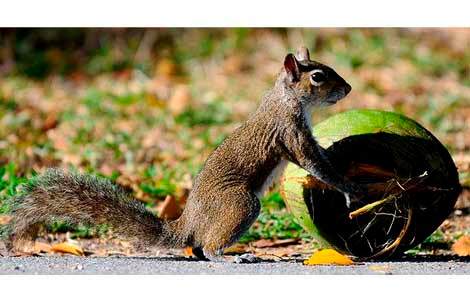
[234, 253, 261, 264]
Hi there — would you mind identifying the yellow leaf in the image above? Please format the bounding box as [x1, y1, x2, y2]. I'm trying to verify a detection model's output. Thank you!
[50, 242, 85, 256]
[184, 247, 194, 256]
[303, 249, 356, 266]
[451, 235, 470, 256]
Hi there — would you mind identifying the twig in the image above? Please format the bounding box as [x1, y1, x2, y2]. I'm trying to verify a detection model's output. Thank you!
[349, 194, 397, 219]
[348, 171, 431, 220]
[365, 207, 413, 259]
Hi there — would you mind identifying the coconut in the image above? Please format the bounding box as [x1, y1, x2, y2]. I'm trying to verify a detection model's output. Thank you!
[280, 110, 461, 259]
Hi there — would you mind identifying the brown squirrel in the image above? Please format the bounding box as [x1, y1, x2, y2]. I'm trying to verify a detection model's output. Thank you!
[4, 46, 363, 262]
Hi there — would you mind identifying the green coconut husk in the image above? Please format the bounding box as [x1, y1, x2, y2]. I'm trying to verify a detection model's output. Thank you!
[280, 110, 462, 259]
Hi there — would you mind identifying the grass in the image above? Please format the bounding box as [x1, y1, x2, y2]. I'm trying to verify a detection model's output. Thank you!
[0, 163, 306, 242]
[0, 164, 29, 213]
[239, 191, 311, 243]
[0, 28, 468, 252]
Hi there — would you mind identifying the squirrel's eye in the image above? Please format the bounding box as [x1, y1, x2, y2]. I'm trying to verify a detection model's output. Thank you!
[310, 70, 326, 86]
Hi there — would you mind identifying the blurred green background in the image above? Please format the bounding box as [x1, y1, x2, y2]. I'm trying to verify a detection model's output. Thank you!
[0, 28, 468, 248]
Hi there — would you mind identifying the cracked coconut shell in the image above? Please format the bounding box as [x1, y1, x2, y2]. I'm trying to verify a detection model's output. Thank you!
[280, 110, 461, 259]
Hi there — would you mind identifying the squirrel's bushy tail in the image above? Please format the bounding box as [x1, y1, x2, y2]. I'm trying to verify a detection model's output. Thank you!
[4, 168, 184, 251]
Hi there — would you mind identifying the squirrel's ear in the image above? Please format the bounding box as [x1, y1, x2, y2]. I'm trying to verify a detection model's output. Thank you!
[284, 53, 300, 82]
[296, 46, 310, 61]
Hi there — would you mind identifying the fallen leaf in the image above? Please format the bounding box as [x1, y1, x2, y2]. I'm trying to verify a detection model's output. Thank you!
[252, 239, 274, 248]
[145, 93, 165, 108]
[90, 248, 109, 257]
[50, 242, 85, 256]
[168, 85, 191, 115]
[224, 244, 248, 254]
[142, 127, 163, 148]
[156, 58, 177, 77]
[451, 235, 470, 256]
[253, 238, 300, 248]
[303, 249, 356, 266]
[0, 215, 12, 225]
[12, 252, 39, 257]
[224, 55, 243, 74]
[34, 242, 52, 253]
[158, 195, 183, 220]
[252, 247, 297, 259]
[47, 129, 68, 151]
[184, 247, 194, 256]
[41, 112, 58, 131]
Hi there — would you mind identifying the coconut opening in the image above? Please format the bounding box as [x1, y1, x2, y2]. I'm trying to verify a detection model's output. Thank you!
[302, 132, 461, 258]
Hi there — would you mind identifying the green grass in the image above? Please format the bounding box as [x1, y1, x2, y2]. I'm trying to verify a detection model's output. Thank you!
[0, 29, 467, 248]
[0, 164, 29, 214]
[239, 191, 310, 243]
[47, 221, 110, 239]
[174, 99, 232, 127]
[0, 163, 304, 241]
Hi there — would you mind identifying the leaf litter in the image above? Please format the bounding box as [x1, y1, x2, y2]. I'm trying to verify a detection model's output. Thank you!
[0, 29, 468, 261]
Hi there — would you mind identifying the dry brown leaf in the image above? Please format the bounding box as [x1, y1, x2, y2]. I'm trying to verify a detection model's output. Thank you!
[34, 242, 52, 253]
[451, 235, 470, 256]
[50, 242, 85, 256]
[47, 129, 68, 151]
[168, 85, 191, 115]
[90, 248, 109, 257]
[252, 239, 274, 248]
[142, 127, 163, 148]
[252, 238, 300, 248]
[41, 112, 58, 131]
[224, 244, 248, 254]
[253, 247, 297, 258]
[224, 55, 243, 74]
[156, 58, 177, 77]
[158, 195, 183, 220]
[303, 249, 356, 266]
[0, 215, 12, 225]
[145, 93, 165, 108]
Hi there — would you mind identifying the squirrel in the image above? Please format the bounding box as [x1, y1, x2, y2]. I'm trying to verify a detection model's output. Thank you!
[3, 46, 363, 262]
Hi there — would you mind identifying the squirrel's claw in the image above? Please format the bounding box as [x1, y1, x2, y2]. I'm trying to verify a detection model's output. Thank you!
[344, 192, 352, 208]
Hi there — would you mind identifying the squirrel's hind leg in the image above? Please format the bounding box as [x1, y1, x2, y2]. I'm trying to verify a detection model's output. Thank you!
[202, 247, 226, 262]
[200, 190, 261, 263]
[6, 222, 42, 254]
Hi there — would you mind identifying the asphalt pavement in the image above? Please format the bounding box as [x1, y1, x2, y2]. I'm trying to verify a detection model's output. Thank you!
[1, 255, 469, 274]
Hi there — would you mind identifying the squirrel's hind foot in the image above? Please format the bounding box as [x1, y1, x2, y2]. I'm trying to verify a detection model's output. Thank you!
[191, 246, 227, 262]
[203, 248, 227, 262]
[191, 247, 209, 260]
